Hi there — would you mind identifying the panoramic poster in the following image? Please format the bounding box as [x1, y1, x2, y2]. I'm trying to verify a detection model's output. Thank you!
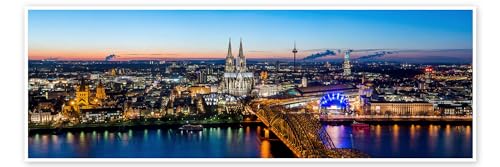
[27, 9, 474, 159]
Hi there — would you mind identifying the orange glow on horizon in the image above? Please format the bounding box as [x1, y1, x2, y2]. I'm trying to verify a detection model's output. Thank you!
[28, 48, 467, 61]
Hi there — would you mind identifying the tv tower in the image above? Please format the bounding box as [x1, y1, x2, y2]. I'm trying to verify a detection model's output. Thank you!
[292, 41, 298, 72]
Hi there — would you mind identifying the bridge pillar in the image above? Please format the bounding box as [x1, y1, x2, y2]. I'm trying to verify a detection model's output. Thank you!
[264, 128, 270, 139]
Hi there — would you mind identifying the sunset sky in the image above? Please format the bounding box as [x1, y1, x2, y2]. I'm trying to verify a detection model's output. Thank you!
[28, 10, 473, 62]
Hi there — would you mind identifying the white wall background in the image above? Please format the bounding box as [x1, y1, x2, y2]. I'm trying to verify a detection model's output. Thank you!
[0, 0, 498, 167]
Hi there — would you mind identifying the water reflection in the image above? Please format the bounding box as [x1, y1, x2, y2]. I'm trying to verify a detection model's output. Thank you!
[428, 124, 438, 153]
[392, 124, 399, 153]
[245, 126, 251, 142]
[260, 140, 271, 158]
[28, 124, 472, 158]
[409, 124, 416, 150]
[91, 131, 96, 141]
[327, 123, 472, 158]
[466, 125, 471, 137]
[374, 125, 382, 151]
[66, 132, 74, 144]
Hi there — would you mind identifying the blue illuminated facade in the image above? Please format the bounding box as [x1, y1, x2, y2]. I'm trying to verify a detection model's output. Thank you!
[320, 93, 350, 114]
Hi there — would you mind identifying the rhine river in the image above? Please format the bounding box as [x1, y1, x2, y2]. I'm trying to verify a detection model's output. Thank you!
[28, 123, 472, 158]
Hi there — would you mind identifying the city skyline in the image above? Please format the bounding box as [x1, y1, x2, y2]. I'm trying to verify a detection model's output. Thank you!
[28, 10, 473, 63]
[27, 10, 474, 158]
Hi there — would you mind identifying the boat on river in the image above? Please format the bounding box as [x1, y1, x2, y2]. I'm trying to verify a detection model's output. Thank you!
[352, 121, 370, 129]
[179, 124, 203, 131]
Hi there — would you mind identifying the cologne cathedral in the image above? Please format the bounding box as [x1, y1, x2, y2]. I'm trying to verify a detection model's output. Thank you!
[219, 39, 254, 96]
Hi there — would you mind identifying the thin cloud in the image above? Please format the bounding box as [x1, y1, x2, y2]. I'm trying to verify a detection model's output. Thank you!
[248, 50, 270, 53]
[124, 53, 178, 56]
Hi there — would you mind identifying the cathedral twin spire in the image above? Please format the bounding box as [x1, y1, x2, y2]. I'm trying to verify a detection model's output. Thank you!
[225, 38, 246, 73]
[225, 38, 235, 72]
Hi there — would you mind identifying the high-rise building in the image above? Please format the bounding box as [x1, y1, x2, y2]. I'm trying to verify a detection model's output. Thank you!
[220, 38, 254, 96]
[425, 67, 433, 84]
[324, 62, 332, 69]
[276, 61, 280, 72]
[301, 77, 308, 87]
[197, 70, 207, 84]
[343, 50, 352, 76]
[165, 66, 171, 74]
[418, 82, 428, 90]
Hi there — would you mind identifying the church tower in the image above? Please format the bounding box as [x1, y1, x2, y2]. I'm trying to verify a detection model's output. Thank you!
[225, 38, 235, 72]
[95, 80, 106, 100]
[76, 77, 90, 106]
[236, 38, 247, 72]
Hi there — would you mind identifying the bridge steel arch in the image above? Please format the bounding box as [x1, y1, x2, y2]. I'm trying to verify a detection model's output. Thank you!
[252, 104, 340, 158]
[250, 101, 369, 158]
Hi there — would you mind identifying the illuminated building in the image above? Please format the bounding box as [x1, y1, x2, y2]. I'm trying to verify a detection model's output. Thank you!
[358, 74, 373, 97]
[324, 62, 332, 69]
[195, 97, 206, 114]
[80, 108, 123, 123]
[343, 50, 352, 76]
[197, 70, 207, 83]
[252, 84, 283, 97]
[253, 70, 281, 97]
[369, 102, 433, 116]
[224, 39, 235, 72]
[75, 78, 90, 106]
[425, 66, 433, 84]
[301, 77, 308, 87]
[436, 104, 473, 116]
[202, 93, 239, 106]
[95, 80, 106, 100]
[418, 82, 428, 90]
[284, 84, 361, 112]
[202, 93, 242, 114]
[289, 84, 358, 97]
[29, 110, 59, 124]
[260, 71, 268, 84]
[358, 75, 373, 111]
[29, 102, 59, 124]
[320, 93, 351, 115]
[66, 78, 110, 116]
[188, 86, 211, 96]
[110, 68, 117, 76]
[220, 38, 255, 96]
[89, 74, 100, 80]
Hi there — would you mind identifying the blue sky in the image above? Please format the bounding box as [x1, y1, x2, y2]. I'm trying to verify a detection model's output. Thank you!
[28, 10, 473, 61]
